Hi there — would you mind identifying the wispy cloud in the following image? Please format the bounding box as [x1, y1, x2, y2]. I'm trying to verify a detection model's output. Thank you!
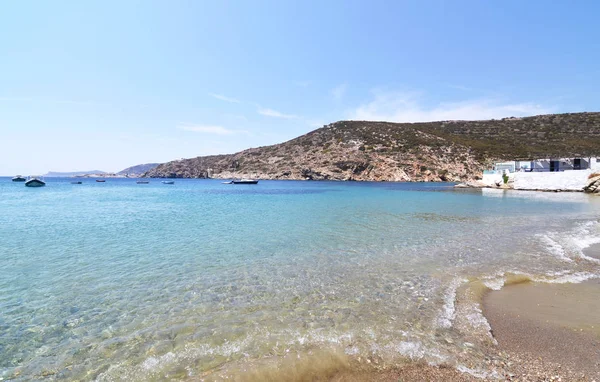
[178, 125, 243, 135]
[331, 83, 348, 101]
[209, 93, 240, 103]
[349, 90, 554, 122]
[257, 107, 299, 119]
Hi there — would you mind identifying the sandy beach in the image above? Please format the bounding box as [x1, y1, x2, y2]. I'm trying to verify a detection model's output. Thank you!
[218, 270, 600, 382]
[347, 276, 600, 382]
[483, 278, 600, 381]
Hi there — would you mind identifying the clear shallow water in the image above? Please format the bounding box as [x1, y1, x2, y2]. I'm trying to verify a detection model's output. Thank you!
[1, 178, 600, 380]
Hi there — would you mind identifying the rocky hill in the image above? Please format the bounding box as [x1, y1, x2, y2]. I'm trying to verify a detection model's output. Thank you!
[118, 163, 160, 176]
[144, 112, 600, 182]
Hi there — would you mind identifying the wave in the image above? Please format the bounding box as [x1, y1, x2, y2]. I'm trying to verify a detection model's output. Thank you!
[69, 220, 600, 381]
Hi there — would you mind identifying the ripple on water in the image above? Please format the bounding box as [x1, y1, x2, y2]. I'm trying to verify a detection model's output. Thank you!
[1, 179, 600, 380]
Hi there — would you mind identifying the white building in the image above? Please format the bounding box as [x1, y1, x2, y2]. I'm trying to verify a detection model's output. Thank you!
[491, 157, 598, 173]
[482, 157, 600, 191]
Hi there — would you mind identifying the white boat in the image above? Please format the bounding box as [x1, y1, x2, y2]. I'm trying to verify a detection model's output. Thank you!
[162, 180, 175, 184]
[25, 176, 46, 187]
[12, 175, 26, 182]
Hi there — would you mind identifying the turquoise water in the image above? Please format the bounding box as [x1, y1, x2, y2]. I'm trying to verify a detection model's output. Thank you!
[1, 178, 600, 380]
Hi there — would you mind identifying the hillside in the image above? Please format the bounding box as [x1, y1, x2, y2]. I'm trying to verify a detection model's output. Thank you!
[144, 112, 600, 182]
[45, 170, 106, 177]
[118, 163, 160, 176]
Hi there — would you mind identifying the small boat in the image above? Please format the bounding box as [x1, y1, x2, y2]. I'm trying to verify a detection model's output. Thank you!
[71, 181, 82, 184]
[136, 180, 149, 184]
[25, 176, 46, 187]
[222, 180, 233, 184]
[96, 179, 106, 183]
[231, 178, 259, 184]
[162, 180, 175, 185]
[12, 175, 26, 182]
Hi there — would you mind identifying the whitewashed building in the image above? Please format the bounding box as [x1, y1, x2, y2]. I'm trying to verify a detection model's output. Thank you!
[482, 157, 600, 191]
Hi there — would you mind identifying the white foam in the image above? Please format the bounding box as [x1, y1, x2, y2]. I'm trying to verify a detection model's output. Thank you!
[437, 277, 467, 328]
[539, 271, 599, 284]
[97, 334, 255, 381]
[550, 220, 600, 264]
[287, 330, 354, 347]
[538, 234, 574, 262]
[482, 276, 505, 290]
[390, 340, 448, 364]
[509, 270, 599, 284]
[457, 364, 501, 379]
[464, 303, 496, 344]
[395, 341, 424, 359]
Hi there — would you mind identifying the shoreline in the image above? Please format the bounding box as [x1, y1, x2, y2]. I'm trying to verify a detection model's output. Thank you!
[481, 278, 600, 380]
[455, 181, 593, 193]
[203, 276, 600, 382]
[203, 243, 600, 381]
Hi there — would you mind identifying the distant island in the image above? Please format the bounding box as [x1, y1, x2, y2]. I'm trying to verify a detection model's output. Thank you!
[117, 163, 160, 176]
[144, 112, 600, 182]
[44, 163, 160, 178]
[44, 170, 107, 177]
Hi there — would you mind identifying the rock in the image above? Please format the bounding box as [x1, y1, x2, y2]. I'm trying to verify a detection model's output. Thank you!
[454, 181, 486, 188]
[583, 173, 600, 193]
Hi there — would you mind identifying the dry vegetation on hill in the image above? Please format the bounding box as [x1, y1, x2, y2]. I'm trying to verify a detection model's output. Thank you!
[144, 112, 600, 182]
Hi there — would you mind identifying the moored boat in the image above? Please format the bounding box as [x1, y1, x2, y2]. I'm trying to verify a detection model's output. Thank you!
[12, 175, 26, 182]
[162, 180, 174, 184]
[25, 176, 46, 187]
[71, 181, 82, 184]
[231, 178, 259, 184]
[96, 179, 106, 183]
[136, 180, 150, 184]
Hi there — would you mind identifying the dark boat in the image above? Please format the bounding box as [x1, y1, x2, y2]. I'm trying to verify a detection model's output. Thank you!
[12, 175, 26, 182]
[71, 181, 82, 184]
[25, 176, 46, 187]
[96, 179, 106, 183]
[136, 180, 150, 184]
[231, 178, 259, 184]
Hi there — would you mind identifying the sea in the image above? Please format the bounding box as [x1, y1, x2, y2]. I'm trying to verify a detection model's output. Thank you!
[1, 178, 600, 380]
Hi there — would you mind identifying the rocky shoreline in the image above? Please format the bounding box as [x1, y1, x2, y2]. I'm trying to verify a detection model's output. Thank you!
[455, 171, 600, 193]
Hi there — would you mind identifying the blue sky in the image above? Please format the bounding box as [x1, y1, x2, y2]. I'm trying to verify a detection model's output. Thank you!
[1, 0, 599, 175]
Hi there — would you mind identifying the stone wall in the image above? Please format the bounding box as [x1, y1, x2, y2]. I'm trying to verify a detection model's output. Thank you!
[513, 170, 591, 191]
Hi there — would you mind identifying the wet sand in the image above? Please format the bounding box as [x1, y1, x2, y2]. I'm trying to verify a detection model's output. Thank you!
[483, 279, 600, 380]
[212, 277, 600, 381]
[205, 349, 479, 382]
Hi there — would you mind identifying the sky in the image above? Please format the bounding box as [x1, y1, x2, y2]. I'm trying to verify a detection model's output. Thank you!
[1, 0, 599, 175]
